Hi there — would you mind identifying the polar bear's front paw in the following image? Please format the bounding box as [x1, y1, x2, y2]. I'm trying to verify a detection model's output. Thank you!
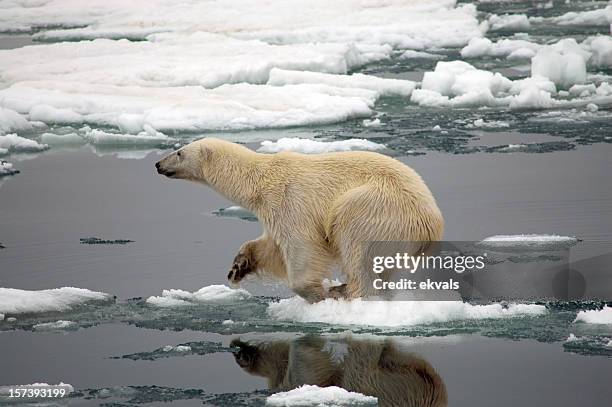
[228, 253, 253, 285]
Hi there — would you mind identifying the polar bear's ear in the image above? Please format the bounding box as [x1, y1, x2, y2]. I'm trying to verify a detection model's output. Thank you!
[200, 144, 212, 160]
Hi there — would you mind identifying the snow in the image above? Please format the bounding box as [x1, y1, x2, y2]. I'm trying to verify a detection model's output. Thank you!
[33, 320, 78, 331]
[469, 119, 510, 128]
[488, 14, 530, 31]
[0, 107, 31, 135]
[257, 138, 386, 154]
[146, 285, 252, 307]
[0, 287, 111, 315]
[267, 297, 546, 327]
[479, 234, 580, 250]
[0, 133, 48, 153]
[268, 69, 415, 97]
[575, 306, 612, 324]
[0, 161, 19, 176]
[266, 385, 377, 407]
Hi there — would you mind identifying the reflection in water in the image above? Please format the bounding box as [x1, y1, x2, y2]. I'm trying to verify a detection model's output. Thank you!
[232, 336, 447, 407]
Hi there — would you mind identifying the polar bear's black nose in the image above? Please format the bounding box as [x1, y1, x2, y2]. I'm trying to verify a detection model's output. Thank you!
[155, 161, 161, 170]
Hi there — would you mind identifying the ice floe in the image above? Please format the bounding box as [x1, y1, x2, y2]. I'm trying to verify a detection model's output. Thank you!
[399, 50, 444, 60]
[531, 44, 587, 89]
[266, 385, 377, 407]
[146, 285, 252, 307]
[487, 14, 530, 31]
[478, 234, 581, 251]
[267, 297, 546, 327]
[40, 132, 86, 146]
[575, 306, 612, 324]
[362, 118, 382, 128]
[0, 287, 112, 315]
[81, 126, 176, 146]
[0, 161, 19, 176]
[0, 81, 377, 133]
[0, 133, 48, 153]
[258, 137, 386, 154]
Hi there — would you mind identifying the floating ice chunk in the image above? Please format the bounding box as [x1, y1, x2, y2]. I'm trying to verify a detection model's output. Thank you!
[0, 133, 48, 153]
[0, 287, 112, 315]
[488, 14, 531, 31]
[267, 297, 546, 327]
[0, 161, 19, 177]
[531, 46, 587, 89]
[575, 307, 612, 324]
[162, 345, 191, 352]
[550, 5, 612, 26]
[566, 333, 579, 342]
[469, 119, 510, 128]
[586, 36, 612, 68]
[212, 206, 258, 222]
[222, 319, 234, 325]
[33, 320, 78, 331]
[509, 86, 554, 109]
[399, 50, 444, 59]
[585, 103, 598, 112]
[478, 234, 581, 251]
[461, 38, 540, 60]
[421, 61, 513, 97]
[362, 118, 382, 128]
[81, 126, 175, 146]
[268, 69, 415, 97]
[40, 132, 86, 146]
[266, 385, 377, 407]
[258, 137, 385, 154]
[146, 285, 252, 307]
[0, 107, 31, 135]
[30, 105, 84, 124]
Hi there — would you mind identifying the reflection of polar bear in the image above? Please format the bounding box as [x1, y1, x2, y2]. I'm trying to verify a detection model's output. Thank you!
[156, 138, 443, 302]
[232, 336, 448, 407]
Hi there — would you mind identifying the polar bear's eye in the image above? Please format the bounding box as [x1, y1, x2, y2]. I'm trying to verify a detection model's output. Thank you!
[177, 151, 182, 158]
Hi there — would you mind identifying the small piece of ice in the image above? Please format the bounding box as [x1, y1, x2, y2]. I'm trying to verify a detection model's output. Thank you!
[258, 138, 385, 154]
[362, 118, 382, 128]
[0, 287, 112, 315]
[146, 285, 251, 307]
[266, 385, 377, 406]
[575, 306, 612, 324]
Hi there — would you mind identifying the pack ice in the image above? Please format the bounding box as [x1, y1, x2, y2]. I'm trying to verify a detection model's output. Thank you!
[0, 0, 480, 134]
[266, 385, 377, 407]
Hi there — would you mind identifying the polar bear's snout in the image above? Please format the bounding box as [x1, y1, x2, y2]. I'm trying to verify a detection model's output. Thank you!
[155, 159, 176, 177]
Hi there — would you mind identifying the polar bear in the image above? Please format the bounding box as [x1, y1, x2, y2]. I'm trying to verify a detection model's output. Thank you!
[156, 138, 443, 302]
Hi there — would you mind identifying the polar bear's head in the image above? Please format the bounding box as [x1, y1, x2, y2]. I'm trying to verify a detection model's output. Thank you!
[155, 138, 210, 182]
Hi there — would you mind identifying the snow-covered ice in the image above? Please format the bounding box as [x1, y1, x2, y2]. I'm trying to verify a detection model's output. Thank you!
[40, 132, 86, 146]
[267, 297, 546, 327]
[0, 107, 31, 135]
[0, 287, 111, 315]
[146, 285, 252, 307]
[399, 50, 444, 59]
[547, 5, 612, 26]
[362, 118, 382, 128]
[575, 306, 612, 324]
[258, 138, 386, 154]
[162, 345, 192, 352]
[266, 385, 377, 407]
[531, 43, 587, 89]
[268, 69, 415, 97]
[0, 134, 48, 153]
